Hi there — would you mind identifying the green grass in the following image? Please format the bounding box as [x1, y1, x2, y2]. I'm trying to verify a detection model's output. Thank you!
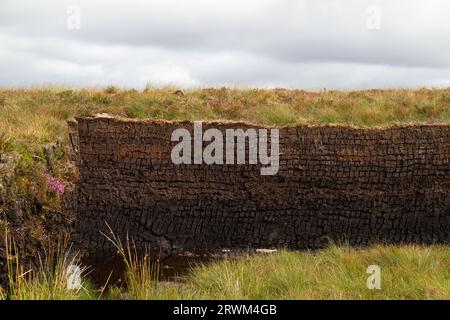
[101, 224, 160, 300]
[1, 88, 449, 146]
[174, 245, 450, 300]
[0, 86, 449, 153]
[109, 244, 450, 300]
[2, 230, 95, 300]
[2, 243, 449, 300]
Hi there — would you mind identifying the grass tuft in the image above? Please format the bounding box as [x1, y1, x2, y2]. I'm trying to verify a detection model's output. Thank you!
[102, 224, 160, 300]
[2, 226, 93, 300]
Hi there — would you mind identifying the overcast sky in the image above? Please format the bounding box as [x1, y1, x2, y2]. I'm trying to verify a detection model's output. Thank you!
[0, 0, 449, 89]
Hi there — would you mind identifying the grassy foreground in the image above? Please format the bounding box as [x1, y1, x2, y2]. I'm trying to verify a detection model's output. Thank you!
[1, 244, 449, 300]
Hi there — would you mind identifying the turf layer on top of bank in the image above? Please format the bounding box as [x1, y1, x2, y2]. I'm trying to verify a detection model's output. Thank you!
[0, 87, 448, 211]
[1, 87, 450, 151]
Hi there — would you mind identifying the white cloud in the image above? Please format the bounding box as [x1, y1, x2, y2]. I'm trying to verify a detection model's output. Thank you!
[0, 0, 449, 88]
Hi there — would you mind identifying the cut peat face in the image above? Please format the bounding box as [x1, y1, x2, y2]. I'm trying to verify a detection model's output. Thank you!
[67, 116, 450, 262]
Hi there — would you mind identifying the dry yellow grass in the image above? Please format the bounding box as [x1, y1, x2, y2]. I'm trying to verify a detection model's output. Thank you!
[1, 87, 449, 152]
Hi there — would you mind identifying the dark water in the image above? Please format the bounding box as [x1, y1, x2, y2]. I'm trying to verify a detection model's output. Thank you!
[82, 251, 230, 287]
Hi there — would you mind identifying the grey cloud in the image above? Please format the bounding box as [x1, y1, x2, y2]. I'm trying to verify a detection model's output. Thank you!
[0, 0, 449, 88]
